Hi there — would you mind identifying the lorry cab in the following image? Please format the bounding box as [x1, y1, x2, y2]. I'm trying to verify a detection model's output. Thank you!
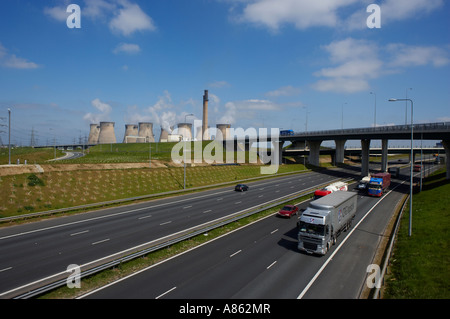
[298, 191, 357, 256]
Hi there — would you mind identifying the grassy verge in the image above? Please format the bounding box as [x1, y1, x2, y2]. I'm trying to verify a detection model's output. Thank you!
[0, 163, 314, 220]
[0, 147, 65, 164]
[383, 168, 450, 299]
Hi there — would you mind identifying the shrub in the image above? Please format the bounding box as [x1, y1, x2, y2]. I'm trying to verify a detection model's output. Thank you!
[27, 174, 45, 187]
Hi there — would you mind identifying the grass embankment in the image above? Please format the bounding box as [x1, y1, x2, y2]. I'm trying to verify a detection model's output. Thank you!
[0, 163, 310, 219]
[383, 168, 449, 299]
[0, 147, 64, 164]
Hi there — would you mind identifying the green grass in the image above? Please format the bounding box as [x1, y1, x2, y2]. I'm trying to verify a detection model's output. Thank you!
[0, 147, 65, 164]
[383, 168, 450, 299]
[0, 163, 310, 219]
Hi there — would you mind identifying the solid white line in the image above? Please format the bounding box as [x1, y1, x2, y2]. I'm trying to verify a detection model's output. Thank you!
[70, 230, 89, 236]
[297, 181, 406, 299]
[267, 261, 277, 269]
[155, 286, 176, 299]
[230, 250, 242, 257]
[160, 221, 172, 225]
[92, 239, 110, 245]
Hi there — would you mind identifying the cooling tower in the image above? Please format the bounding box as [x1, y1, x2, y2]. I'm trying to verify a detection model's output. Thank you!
[88, 124, 100, 144]
[202, 90, 209, 141]
[177, 123, 192, 141]
[123, 124, 139, 143]
[216, 124, 231, 141]
[98, 122, 117, 144]
[159, 127, 170, 143]
[138, 122, 155, 143]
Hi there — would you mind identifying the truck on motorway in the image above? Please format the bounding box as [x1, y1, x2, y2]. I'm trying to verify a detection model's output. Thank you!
[297, 191, 357, 256]
[367, 172, 391, 197]
[356, 175, 371, 191]
[313, 181, 348, 200]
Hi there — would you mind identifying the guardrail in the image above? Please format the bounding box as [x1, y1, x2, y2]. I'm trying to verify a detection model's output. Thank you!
[9, 177, 354, 299]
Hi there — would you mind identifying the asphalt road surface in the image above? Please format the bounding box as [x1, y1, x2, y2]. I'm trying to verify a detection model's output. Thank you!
[0, 168, 349, 298]
[80, 178, 409, 299]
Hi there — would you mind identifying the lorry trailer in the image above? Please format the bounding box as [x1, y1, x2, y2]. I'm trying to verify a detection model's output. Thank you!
[298, 191, 357, 256]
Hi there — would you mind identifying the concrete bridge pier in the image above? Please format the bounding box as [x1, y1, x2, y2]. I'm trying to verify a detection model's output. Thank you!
[443, 140, 450, 179]
[335, 139, 346, 164]
[381, 139, 389, 172]
[307, 140, 322, 166]
[361, 139, 371, 177]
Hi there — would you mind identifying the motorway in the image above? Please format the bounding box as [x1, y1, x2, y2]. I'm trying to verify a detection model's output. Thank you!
[0, 167, 349, 298]
[80, 174, 410, 299]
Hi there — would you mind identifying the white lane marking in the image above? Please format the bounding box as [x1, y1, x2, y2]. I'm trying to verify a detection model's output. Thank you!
[0, 267, 12, 272]
[156, 287, 176, 299]
[92, 238, 110, 245]
[183, 206, 192, 209]
[230, 250, 242, 257]
[270, 229, 278, 234]
[267, 261, 277, 269]
[203, 210, 212, 214]
[138, 215, 152, 220]
[235, 201, 242, 204]
[160, 221, 172, 226]
[70, 230, 89, 236]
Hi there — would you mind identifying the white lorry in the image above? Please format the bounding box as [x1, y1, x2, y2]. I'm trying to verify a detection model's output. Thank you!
[298, 191, 357, 255]
[313, 181, 348, 200]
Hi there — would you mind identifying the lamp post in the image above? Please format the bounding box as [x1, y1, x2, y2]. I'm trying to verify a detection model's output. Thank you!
[341, 102, 347, 131]
[8, 108, 11, 165]
[184, 113, 194, 189]
[389, 98, 413, 237]
[370, 92, 376, 127]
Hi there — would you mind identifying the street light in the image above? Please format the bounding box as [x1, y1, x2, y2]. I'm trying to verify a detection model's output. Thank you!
[370, 92, 376, 128]
[184, 113, 194, 189]
[8, 108, 11, 165]
[389, 98, 413, 237]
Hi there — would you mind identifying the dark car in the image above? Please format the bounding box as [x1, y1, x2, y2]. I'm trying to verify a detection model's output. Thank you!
[277, 205, 299, 218]
[356, 182, 368, 191]
[235, 184, 249, 192]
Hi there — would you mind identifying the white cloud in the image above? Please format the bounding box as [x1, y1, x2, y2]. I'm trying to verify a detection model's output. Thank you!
[233, 0, 358, 31]
[209, 81, 230, 88]
[265, 85, 301, 97]
[109, 1, 156, 36]
[44, 0, 156, 37]
[0, 43, 40, 69]
[312, 38, 449, 93]
[381, 0, 443, 23]
[386, 44, 449, 68]
[43, 5, 68, 22]
[83, 98, 113, 123]
[113, 43, 141, 55]
[312, 38, 381, 93]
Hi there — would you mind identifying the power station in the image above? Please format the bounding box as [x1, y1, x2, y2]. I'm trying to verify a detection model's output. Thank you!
[87, 90, 231, 144]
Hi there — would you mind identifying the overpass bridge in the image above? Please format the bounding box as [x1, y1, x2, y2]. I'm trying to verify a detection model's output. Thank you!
[227, 122, 450, 178]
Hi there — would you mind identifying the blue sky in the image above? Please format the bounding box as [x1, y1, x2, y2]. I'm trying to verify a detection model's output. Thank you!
[0, 0, 449, 147]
